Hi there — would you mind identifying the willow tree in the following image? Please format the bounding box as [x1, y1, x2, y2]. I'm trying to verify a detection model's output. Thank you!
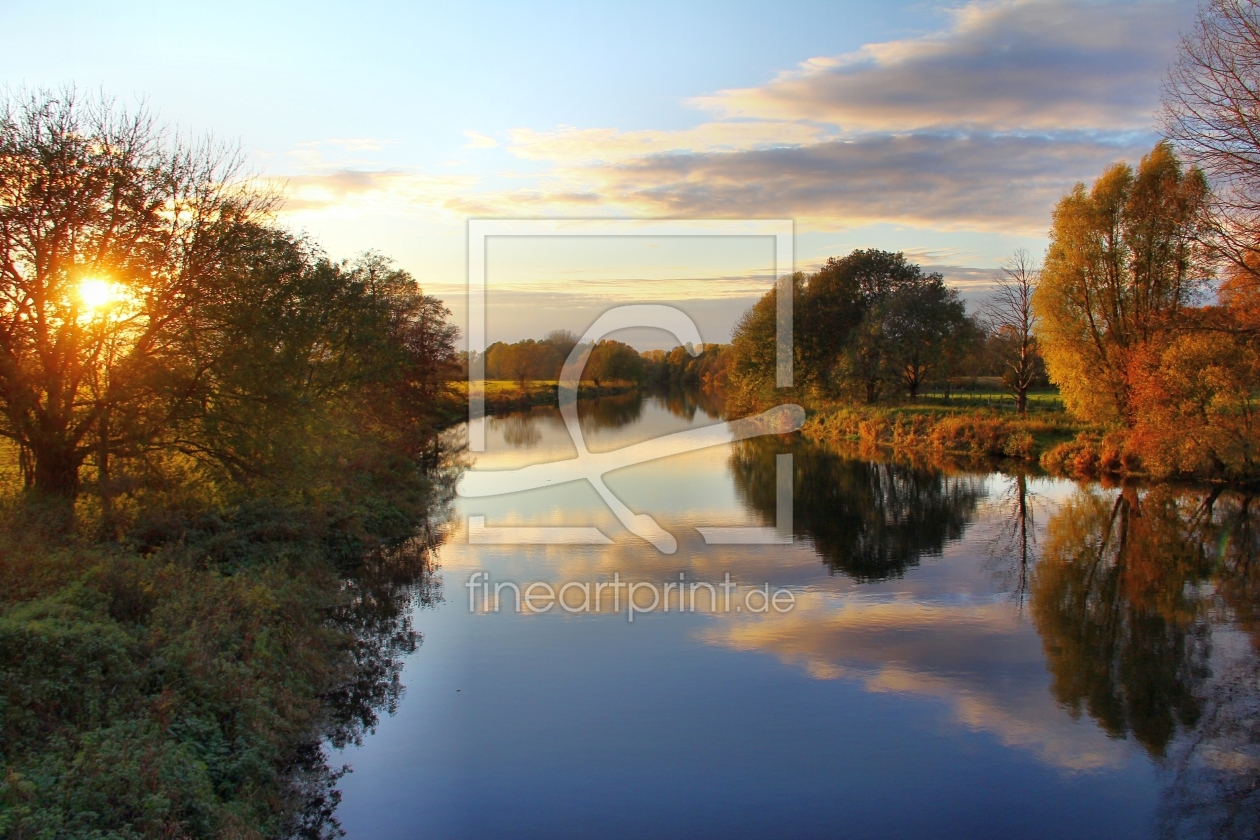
[1033, 142, 1210, 425]
[0, 89, 270, 497]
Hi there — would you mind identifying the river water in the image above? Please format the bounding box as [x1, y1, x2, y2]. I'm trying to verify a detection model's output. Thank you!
[333, 390, 1260, 840]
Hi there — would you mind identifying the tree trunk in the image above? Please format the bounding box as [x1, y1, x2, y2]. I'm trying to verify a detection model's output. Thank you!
[32, 442, 83, 498]
[1017, 387, 1028, 415]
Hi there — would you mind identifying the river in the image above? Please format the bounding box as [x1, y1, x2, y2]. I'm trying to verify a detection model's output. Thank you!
[331, 389, 1260, 840]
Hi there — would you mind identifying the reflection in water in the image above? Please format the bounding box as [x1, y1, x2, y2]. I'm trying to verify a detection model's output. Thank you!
[493, 412, 543, 449]
[656, 385, 723, 422]
[1031, 484, 1260, 838]
[486, 391, 650, 451]
[297, 466, 455, 837]
[729, 435, 985, 580]
[1032, 486, 1213, 757]
[485, 387, 722, 454]
[986, 474, 1041, 609]
[337, 391, 1260, 840]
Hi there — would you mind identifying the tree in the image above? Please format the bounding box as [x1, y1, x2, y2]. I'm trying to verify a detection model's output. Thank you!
[0, 89, 270, 497]
[1164, 0, 1260, 276]
[882, 272, 967, 400]
[585, 340, 643, 387]
[1033, 142, 1210, 425]
[982, 249, 1042, 413]
[727, 274, 801, 414]
[502, 340, 543, 391]
[802, 250, 926, 395]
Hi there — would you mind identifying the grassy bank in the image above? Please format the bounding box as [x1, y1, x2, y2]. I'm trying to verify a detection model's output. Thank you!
[0, 441, 455, 839]
[451, 379, 640, 415]
[801, 396, 1090, 470]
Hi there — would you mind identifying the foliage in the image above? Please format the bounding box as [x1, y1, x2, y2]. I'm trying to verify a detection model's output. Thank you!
[0, 90, 460, 504]
[803, 403, 1081, 463]
[1034, 141, 1211, 424]
[641, 343, 730, 389]
[728, 251, 977, 413]
[0, 462, 453, 839]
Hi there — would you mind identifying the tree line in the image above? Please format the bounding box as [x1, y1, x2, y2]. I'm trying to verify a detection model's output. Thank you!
[0, 90, 463, 837]
[471, 332, 731, 390]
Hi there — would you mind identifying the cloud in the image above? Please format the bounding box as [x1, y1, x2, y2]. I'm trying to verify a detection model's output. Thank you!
[268, 0, 1190, 255]
[464, 130, 499, 149]
[693, 0, 1192, 132]
[444, 1, 1184, 234]
[702, 594, 1136, 771]
[505, 121, 835, 163]
[451, 130, 1152, 233]
[270, 169, 473, 215]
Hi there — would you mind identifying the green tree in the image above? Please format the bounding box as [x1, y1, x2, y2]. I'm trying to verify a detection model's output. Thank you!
[0, 90, 270, 497]
[882, 271, 967, 399]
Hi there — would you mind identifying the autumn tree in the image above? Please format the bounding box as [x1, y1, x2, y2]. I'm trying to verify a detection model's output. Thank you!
[1033, 142, 1210, 425]
[0, 89, 273, 497]
[982, 249, 1043, 413]
[585, 339, 643, 388]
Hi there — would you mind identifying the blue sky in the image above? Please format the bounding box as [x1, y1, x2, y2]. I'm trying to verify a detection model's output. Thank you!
[1, 0, 1198, 345]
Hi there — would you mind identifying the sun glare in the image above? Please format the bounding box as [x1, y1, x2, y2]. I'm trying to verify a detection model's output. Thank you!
[78, 278, 119, 312]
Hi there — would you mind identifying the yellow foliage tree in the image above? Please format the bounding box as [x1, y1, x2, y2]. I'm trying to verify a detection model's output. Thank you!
[1034, 142, 1210, 424]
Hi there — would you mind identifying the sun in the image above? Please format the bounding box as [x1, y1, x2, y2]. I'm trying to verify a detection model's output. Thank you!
[78, 278, 119, 312]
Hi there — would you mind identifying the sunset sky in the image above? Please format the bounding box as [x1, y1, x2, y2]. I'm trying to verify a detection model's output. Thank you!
[2, 0, 1196, 346]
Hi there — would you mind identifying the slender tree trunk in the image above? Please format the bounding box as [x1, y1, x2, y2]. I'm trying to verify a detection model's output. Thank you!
[1017, 387, 1028, 415]
[98, 406, 115, 534]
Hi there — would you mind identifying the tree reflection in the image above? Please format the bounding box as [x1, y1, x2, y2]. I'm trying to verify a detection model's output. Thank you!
[1032, 486, 1214, 757]
[577, 390, 644, 432]
[288, 465, 456, 838]
[1157, 491, 1260, 839]
[490, 411, 543, 449]
[986, 473, 1041, 610]
[654, 385, 724, 422]
[728, 436, 985, 580]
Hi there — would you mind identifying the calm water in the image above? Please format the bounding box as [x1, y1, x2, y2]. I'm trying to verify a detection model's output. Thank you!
[334, 391, 1260, 840]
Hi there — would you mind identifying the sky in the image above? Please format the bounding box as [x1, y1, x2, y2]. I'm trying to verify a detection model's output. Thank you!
[1, 0, 1199, 347]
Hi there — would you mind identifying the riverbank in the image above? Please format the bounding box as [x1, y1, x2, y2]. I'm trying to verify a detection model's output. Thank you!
[0, 437, 455, 838]
[452, 379, 640, 416]
[798, 401, 1129, 478]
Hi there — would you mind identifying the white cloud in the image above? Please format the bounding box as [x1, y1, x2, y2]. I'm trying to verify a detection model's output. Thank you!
[464, 130, 499, 149]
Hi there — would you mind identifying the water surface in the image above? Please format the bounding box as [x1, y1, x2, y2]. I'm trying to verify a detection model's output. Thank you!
[335, 391, 1260, 840]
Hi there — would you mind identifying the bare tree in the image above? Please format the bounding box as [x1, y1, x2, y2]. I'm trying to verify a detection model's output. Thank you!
[1163, 0, 1260, 272]
[982, 249, 1041, 414]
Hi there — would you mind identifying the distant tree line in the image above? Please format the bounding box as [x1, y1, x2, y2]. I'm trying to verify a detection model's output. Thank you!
[468, 330, 731, 391]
